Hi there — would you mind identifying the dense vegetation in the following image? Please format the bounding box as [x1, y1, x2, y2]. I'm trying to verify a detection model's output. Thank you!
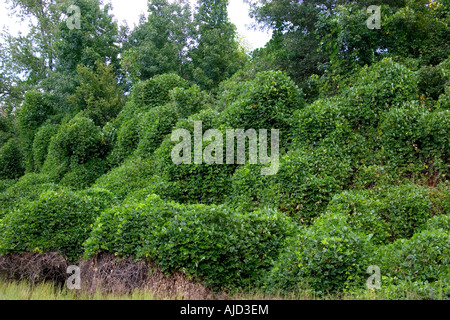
[0, 0, 449, 299]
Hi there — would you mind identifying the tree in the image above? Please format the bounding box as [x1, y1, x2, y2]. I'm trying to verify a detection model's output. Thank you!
[189, 0, 247, 90]
[121, 0, 193, 83]
[68, 61, 125, 127]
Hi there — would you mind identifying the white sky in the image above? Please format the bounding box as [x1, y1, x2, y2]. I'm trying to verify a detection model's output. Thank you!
[0, 0, 272, 50]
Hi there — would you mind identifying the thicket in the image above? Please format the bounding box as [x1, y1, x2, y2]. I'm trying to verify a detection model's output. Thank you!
[0, 0, 448, 299]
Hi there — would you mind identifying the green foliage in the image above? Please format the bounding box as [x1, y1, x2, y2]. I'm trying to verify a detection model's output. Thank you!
[375, 229, 450, 286]
[424, 215, 450, 233]
[221, 71, 304, 149]
[94, 156, 155, 201]
[189, 0, 247, 90]
[32, 122, 59, 172]
[0, 173, 57, 218]
[326, 190, 391, 245]
[55, 0, 120, 73]
[169, 84, 211, 119]
[342, 58, 418, 132]
[120, 0, 192, 82]
[265, 211, 373, 294]
[327, 184, 434, 242]
[108, 111, 143, 165]
[153, 109, 235, 204]
[380, 103, 450, 166]
[136, 104, 179, 157]
[0, 115, 16, 149]
[16, 90, 55, 172]
[291, 96, 351, 147]
[130, 73, 189, 109]
[17, 91, 54, 137]
[68, 61, 125, 127]
[266, 146, 352, 221]
[0, 138, 25, 180]
[84, 194, 294, 290]
[42, 115, 108, 188]
[0, 188, 114, 262]
[417, 64, 448, 101]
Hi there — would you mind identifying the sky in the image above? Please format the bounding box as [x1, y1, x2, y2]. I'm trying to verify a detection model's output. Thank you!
[0, 0, 272, 50]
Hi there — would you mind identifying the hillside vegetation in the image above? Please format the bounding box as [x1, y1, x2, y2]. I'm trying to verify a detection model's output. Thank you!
[0, 0, 449, 299]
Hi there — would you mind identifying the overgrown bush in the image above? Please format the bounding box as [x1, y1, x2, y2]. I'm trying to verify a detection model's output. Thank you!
[0, 188, 115, 262]
[265, 146, 352, 221]
[265, 211, 373, 294]
[42, 115, 108, 187]
[341, 58, 418, 132]
[380, 102, 449, 166]
[0, 138, 25, 180]
[0, 173, 57, 218]
[94, 156, 155, 201]
[153, 109, 235, 204]
[16, 91, 55, 172]
[375, 229, 450, 285]
[130, 73, 190, 109]
[84, 195, 294, 290]
[326, 184, 434, 242]
[326, 190, 391, 245]
[290, 96, 351, 147]
[136, 104, 179, 157]
[220, 71, 304, 149]
[32, 122, 60, 172]
[169, 84, 211, 119]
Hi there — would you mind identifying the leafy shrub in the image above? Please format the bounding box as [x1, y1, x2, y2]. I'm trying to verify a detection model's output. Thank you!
[265, 211, 373, 294]
[153, 109, 235, 204]
[350, 165, 398, 190]
[0, 115, 15, 149]
[423, 215, 450, 233]
[375, 229, 450, 285]
[42, 115, 108, 186]
[326, 190, 391, 245]
[136, 104, 179, 157]
[327, 184, 433, 242]
[0, 188, 114, 262]
[0, 138, 25, 180]
[84, 195, 294, 290]
[59, 157, 108, 190]
[380, 103, 449, 166]
[380, 184, 435, 239]
[341, 58, 418, 131]
[130, 73, 189, 109]
[216, 69, 254, 112]
[0, 173, 57, 218]
[417, 64, 447, 101]
[265, 146, 352, 221]
[94, 156, 155, 201]
[17, 91, 54, 139]
[169, 84, 211, 119]
[0, 179, 15, 194]
[32, 122, 60, 172]
[16, 91, 55, 172]
[375, 277, 450, 300]
[291, 96, 352, 147]
[68, 61, 125, 127]
[220, 71, 304, 149]
[226, 163, 274, 212]
[437, 85, 449, 110]
[108, 112, 143, 165]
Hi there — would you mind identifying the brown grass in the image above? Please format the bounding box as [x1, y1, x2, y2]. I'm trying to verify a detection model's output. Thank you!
[0, 252, 226, 300]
